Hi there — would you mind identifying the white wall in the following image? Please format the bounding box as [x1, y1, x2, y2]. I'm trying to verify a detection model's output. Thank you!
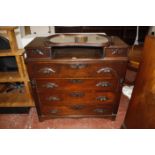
[148, 26, 155, 35]
[19, 26, 55, 47]
[30, 26, 55, 36]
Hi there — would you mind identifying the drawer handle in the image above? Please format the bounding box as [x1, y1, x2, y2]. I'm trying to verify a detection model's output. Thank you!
[50, 109, 58, 114]
[96, 96, 109, 101]
[47, 96, 60, 101]
[69, 92, 85, 97]
[70, 64, 87, 69]
[39, 67, 55, 74]
[94, 108, 107, 113]
[71, 104, 85, 110]
[32, 49, 44, 55]
[43, 82, 58, 88]
[69, 79, 83, 84]
[97, 67, 111, 74]
[96, 81, 112, 87]
[111, 49, 123, 55]
[112, 49, 119, 55]
[97, 67, 119, 80]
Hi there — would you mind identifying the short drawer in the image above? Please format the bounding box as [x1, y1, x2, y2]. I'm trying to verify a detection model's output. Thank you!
[40, 105, 113, 116]
[35, 78, 117, 91]
[27, 61, 127, 78]
[26, 48, 51, 59]
[105, 48, 128, 57]
[37, 91, 116, 106]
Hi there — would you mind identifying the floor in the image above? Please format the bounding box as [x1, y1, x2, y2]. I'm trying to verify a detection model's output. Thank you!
[0, 70, 137, 129]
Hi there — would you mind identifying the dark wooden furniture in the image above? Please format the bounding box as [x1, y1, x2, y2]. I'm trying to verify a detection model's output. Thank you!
[25, 34, 128, 121]
[55, 26, 149, 45]
[123, 35, 155, 128]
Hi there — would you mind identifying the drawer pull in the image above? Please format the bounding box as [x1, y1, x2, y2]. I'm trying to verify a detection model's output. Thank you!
[120, 78, 124, 84]
[47, 96, 60, 101]
[43, 82, 58, 88]
[96, 96, 109, 101]
[69, 92, 85, 97]
[69, 79, 83, 84]
[94, 108, 107, 113]
[97, 67, 111, 74]
[70, 64, 87, 69]
[71, 104, 85, 110]
[112, 49, 118, 55]
[39, 67, 55, 74]
[111, 49, 123, 55]
[96, 82, 112, 87]
[50, 109, 58, 114]
[32, 49, 44, 55]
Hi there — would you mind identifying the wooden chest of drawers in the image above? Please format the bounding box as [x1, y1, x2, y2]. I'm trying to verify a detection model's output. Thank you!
[25, 34, 128, 121]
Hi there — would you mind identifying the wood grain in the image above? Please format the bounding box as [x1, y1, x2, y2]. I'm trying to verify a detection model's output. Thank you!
[123, 35, 155, 128]
[25, 35, 128, 121]
[0, 26, 34, 107]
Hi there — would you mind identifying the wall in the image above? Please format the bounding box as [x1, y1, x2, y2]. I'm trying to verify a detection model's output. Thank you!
[19, 26, 55, 47]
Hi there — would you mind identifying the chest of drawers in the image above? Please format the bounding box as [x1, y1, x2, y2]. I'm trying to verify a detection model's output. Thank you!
[25, 34, 128, 121]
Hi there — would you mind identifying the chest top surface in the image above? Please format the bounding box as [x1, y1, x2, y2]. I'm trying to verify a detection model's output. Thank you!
[25, 34, 128, 61]
[25, 34, 128, 49]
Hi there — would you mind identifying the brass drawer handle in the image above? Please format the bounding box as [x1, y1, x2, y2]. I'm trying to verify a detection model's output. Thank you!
[71, 104, 85, 110]
[96, 96, 109, 101]
[69, 92, 85, 97]
[97, 67, 111, 74]
[69, 79, 83, 84]
[70, 64, 87, 69]
[97, 67, 119, 79]
[94, 108, 107, 113]
[47, 96, 60, 101]
[96, 81, 112, 87]
[112, 49, 119, 55]
[50, 109, 58, 114]
[39, 67, 55, 74]
[120, 78, 124, 84]
[42, 82, 58, 88]
[32, 49, 44, 55]
[111, 49, 124, 55]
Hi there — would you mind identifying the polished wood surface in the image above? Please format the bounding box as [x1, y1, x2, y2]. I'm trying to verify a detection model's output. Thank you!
[123, 35, 155, 128]
[35, 78, 117, 91]
[41, 104, 113, 117]
[27, 61, 127, 78]
[25, 36, 128, 49]
[25, 35, 128, 121]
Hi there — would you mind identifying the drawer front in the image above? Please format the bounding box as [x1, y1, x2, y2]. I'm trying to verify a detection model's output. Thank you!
[35, 78, 117, 91]
[41, 105, 113, 116]
[26, 48, 51, 59]
[27, 61, 127, 78]
[105, 48, 128, 57]
[37, 91, 116, 106]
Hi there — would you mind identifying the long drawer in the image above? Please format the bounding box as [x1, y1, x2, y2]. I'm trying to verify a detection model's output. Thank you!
[37, 91, 116, 106]
[40, 104, 113, 116]
[27, 61, 127, 78]
[35, 78, 118, 92]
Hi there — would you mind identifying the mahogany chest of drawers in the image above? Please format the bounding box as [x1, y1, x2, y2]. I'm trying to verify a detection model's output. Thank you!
[24, 34, 128, 121]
